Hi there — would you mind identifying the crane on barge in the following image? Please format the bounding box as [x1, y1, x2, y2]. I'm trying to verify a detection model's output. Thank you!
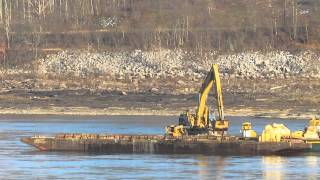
[166, 64, 229, 137]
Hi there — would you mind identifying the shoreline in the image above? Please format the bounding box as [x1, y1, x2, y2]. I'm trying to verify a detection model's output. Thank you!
[0, 107, 314, 120]
[0, 78, 318, 121]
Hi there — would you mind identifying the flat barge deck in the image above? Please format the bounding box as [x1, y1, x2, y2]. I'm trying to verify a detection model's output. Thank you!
[21, 133, 311, 155]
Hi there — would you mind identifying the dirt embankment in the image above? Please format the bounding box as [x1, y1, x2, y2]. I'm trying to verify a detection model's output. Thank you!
[0, 49, 319, 119]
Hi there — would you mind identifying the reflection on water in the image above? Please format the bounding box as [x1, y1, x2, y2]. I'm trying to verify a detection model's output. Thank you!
[306, 155, 318, 168]
[197, 156, 227, 179]
[0, 115, 319, 179]
[197, 155, 211, 178]
[262, 155, 320, 180]
[262, 156, 285, 180]
[306, 156, 319, 178]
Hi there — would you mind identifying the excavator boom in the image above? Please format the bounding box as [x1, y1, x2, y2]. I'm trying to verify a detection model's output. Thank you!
[197, 64, 225, 121]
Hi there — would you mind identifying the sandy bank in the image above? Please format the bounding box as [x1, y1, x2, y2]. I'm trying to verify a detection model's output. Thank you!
[0, 106, 315, 120]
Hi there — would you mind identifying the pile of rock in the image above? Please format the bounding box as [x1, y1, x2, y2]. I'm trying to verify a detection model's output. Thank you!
[36, 49, 320, 79]
[213, 51, 320, 78]
[37, 49, 197, 79]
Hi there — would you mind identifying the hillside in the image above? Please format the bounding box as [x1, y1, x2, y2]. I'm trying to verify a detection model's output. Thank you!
[0, 0, 319, 66]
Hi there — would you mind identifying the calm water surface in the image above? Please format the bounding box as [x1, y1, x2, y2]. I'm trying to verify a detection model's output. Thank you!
[0, 115, 319, 179]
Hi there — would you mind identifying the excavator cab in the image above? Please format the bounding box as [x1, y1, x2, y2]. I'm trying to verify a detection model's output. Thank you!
[178, 112, 190, 126]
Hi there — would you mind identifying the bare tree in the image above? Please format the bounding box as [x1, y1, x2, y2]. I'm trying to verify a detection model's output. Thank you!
[292, 0, 298, 40]
[0, 0, 318, 59]
[3, 0, 11, 48]
[0, 0, 3, 24]
[29, 0, 51, 58]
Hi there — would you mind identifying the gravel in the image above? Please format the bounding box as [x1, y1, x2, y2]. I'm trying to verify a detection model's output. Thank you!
[36, 49, 320, 79]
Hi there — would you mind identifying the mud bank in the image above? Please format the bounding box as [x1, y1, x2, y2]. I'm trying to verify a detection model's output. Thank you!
[0, 87, 317, 119]
[0, 107, 315, 119]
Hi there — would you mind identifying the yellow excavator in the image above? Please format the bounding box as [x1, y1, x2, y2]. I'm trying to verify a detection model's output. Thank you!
[166, 64, 229, 137]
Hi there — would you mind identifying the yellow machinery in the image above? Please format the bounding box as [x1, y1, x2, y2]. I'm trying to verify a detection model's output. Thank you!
[303, 126, 319, 139]
[295, 117, 320, 150]
[294, 117, 320, 139]
[165, 125, 185, 137]
[308, 117, 320, 132]
[303, 117, 320, 139]
[266, 117, 320, 141]
[259, 123, 291, 142]
[241, 122, 257, 138]
[291, 130, 304, 139]
[166, 64, 228, 137]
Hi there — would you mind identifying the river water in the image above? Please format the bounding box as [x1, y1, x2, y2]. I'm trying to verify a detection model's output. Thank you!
[0, 115, 319, 179]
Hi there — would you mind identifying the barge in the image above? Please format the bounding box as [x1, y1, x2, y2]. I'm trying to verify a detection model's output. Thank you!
[21, 133, 311, 155]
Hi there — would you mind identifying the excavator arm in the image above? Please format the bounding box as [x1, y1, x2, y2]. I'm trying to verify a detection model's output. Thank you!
[196, 64, 225, 127]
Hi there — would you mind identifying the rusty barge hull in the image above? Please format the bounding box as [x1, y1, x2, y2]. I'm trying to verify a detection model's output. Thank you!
[21, 134, 311, 155]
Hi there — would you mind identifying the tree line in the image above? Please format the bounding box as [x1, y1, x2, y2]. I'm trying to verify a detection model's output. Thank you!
[0, 0, 319, 64]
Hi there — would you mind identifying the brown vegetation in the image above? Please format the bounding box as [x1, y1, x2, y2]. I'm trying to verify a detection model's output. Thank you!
[0, 0, 319, 66]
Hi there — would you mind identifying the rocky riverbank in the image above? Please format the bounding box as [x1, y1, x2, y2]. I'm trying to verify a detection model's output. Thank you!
[36, 49, 320, 80]
[0, 49, 319, 119]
